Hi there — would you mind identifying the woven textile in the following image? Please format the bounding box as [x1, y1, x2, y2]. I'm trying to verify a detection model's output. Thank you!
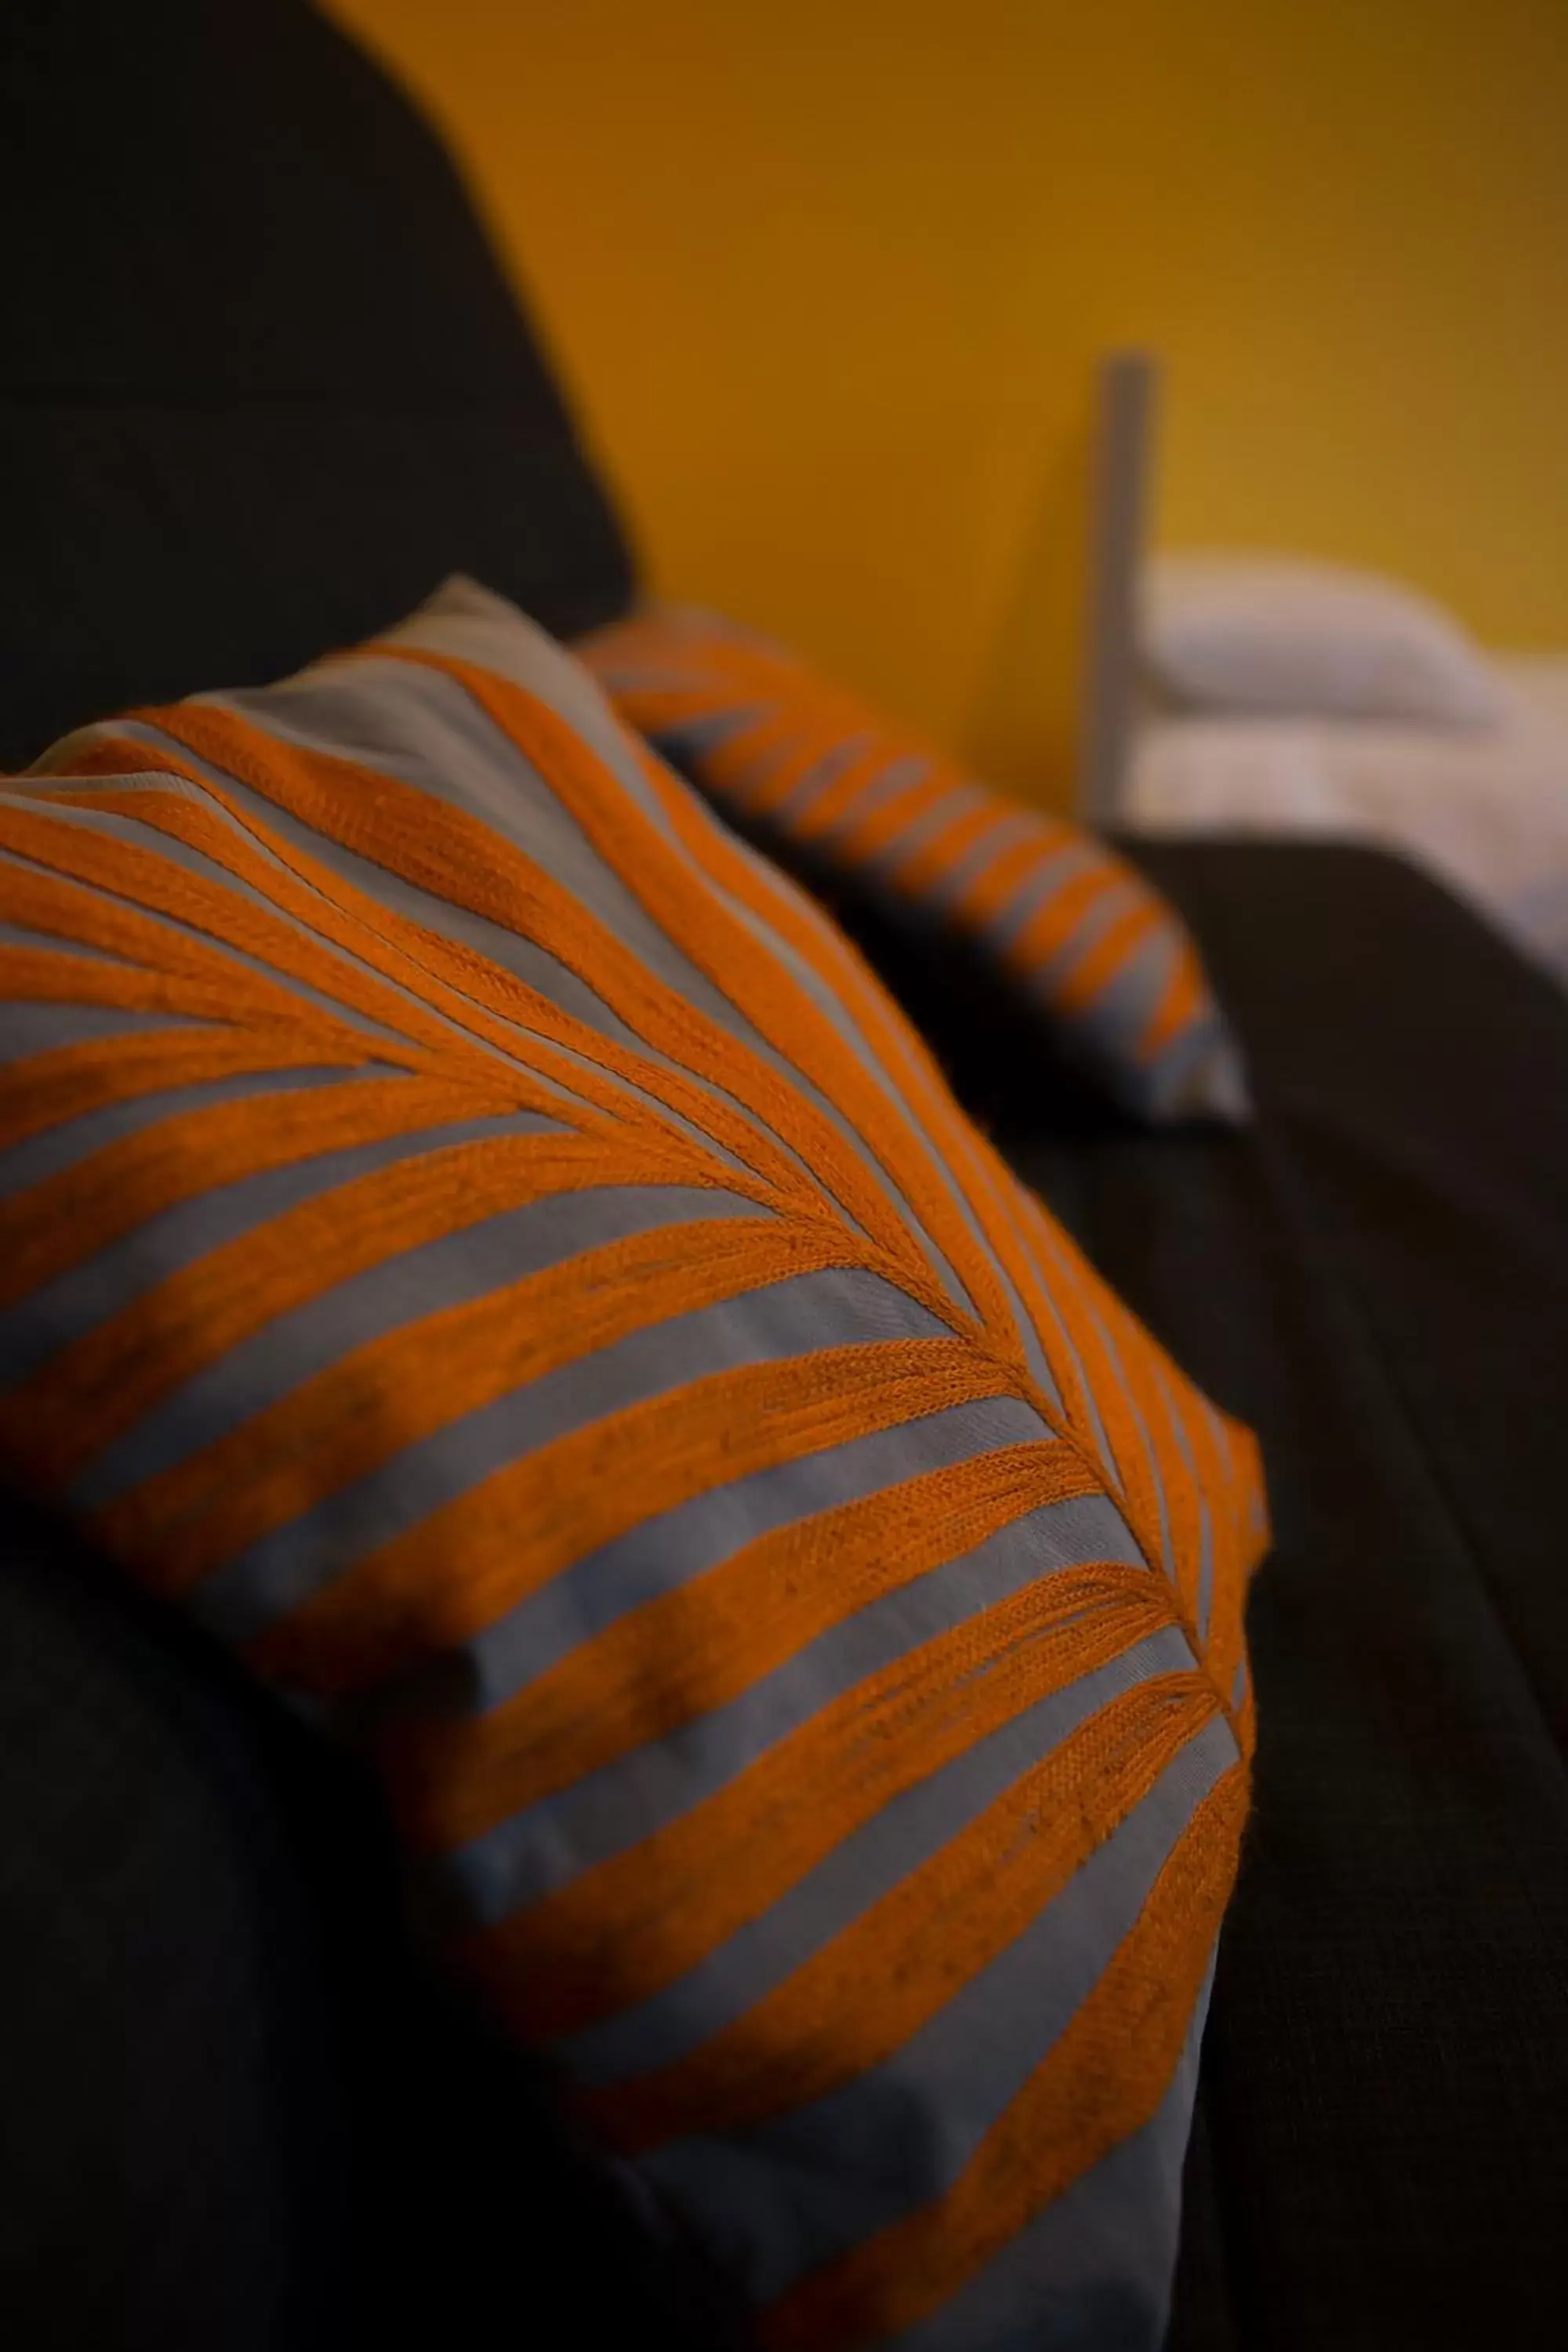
[0, 578, 1265, 2348]
[582, 604, 1247, 1123]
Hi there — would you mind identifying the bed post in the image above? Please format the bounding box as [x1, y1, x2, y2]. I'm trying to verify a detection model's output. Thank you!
[1076, 350, 1158, 828]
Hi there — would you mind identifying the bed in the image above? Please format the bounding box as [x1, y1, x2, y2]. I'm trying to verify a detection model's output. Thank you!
[4, 8, 1568, 2350]
[1079, 357, 1568, 989]
[1130, 652, 1568, 987]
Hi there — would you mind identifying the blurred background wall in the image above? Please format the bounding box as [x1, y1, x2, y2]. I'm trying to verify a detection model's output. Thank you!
[333, 0, 1568, 804]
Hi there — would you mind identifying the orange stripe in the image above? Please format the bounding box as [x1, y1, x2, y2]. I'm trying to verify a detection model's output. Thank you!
[136, 702, 958, 1290]
[63, 738, 954, 1279]
[0, 835, 397, 1011]
[96, 1214, 878, 1590]
[180, 654, 1128, 1543]
[1011, 1175, 1258, 1617]
[0, 940, 365, 1040]
[369, 660, 942, 1117]
[115, 760, 861, 1212]
[0, 1027, 365, 1154]
[1050, 898, 1165, 1022]
[0, 809, 362, 993]
[1065, 1233, 1268, 1667]
[766, 741, 941, 844]
[256, 1339, 1017, 1704]
[1169, 1374, 1249, 1654]
[1003, 1187, 1172, 1573]
[2, 1129, 659, 1490]
[597, 648, 922, 841]
[459, 1561, 1174, 2044]
[386, 1436, 1095, 1846]
[586, 624, 1083, 924]
[37, 760, 681, 1120]
[681, 717, 826, 811]
[1134, 934, 1208, 1065]
[587, 616, 1222, 1077]
[880, 800, 1015, 900]
[609, 731, 1180, 1584]
[1002, 860, 1130, 979]
[949, 822, 1083, 932]
[626, 648, 896, 825]
[1185, 1410, 1266, 1708]
[620, 740, 1054, 1356]
[36, 760, 583, 1068]
[0, 1071, 524, 1321]
[699, 712, 867, 818]
[372, 652, 1050, 1363]
[1093, 1334, 1208, 1647]
[590, 1673, 1218, 2155]
[592, 626, 1256, 1610]
[0, 800, 445, 1071]
[758, 1760, 1248, 2350]
[621, 741, 1130, 1501]
[822, 763, 970, 864]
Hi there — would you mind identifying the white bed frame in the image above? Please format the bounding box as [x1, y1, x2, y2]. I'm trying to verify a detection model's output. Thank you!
[1076, 350, 1160, 828]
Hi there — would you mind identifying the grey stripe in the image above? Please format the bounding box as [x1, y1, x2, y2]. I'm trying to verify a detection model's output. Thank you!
[110, 724, 799, 1178]
[0, 1000, 203, 1055]
[1044, 924, 1173, 1066]
[597, 659, 733, 699]
[860, 786, 993, 883]
[1140, 1350, 1211, 1635]
[920, 810, 1059, 913]
[35, 707, 1039, 1441]
[1025, 877, 1146, 996]
[352, 629, 1026, 1343]
[0, 1065, 374, 1204]
[212, 670, 760, 1046]
[983, 839, 1104, 953]
[70, 1180, 771, 1513]
[643, 803, 1053, 1389]
[437, 1484, 1144, 1930]
[657, 708, 761, 762]
[1062, 917, 1241, 1120]
[2, 1102, 568, 1401]
[891, 1953, 1216, 2351]
[82, 631, 1049, 1466]
[1010, 1184, 1174, 1586]
[430, 1391, 1057, 1717]
[644, 1713, 1237, 2304]
[775, 738, 903, 829]
[0, 916, 140, 963]
[680, 721, 798, 810]
[351, 615, 1003, 1331]
[104, 732, 662, 1091]
[250, 659, 1005, 1338]
[445, 652, 993, 1329]
[194, 1264, 950, 1647]
[993, 1185, 1119, 1490]
[673, 851, 989, 1327]
[1, 803, 447, 1058]
[127, 705, 968, 1290]
[383, 580, 684, 808]
[564, 1623, 1194, 2089]
[1145, 1014, 1249, 1125]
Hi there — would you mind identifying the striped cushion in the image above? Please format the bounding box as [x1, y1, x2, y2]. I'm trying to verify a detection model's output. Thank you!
[581, 605, 1248, 1124]
[0, 576, 1266, 2349]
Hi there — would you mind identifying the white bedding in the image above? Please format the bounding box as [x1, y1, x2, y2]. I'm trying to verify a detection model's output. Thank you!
[1124, 656, 1568, 986]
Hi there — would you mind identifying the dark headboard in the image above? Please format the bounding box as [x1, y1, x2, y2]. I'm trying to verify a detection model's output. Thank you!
[0, 0, 635, 770]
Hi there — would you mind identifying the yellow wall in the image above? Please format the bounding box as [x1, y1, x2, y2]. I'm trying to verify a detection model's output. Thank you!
[333, 0, 1568, 804]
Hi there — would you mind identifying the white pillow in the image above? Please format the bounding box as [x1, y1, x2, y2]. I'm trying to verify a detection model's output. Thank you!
[1142, 552, 1503, 729]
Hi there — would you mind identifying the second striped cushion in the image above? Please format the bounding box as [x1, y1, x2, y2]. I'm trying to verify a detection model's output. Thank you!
[581, 604, 1248, 1124]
